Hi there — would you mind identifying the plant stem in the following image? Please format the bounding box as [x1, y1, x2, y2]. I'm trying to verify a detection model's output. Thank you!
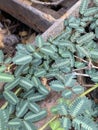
[79, 83, 98, 97]
[1, 102, 8, 109]
[73, 72, 90, 77]
[74, 55, 98, 69]
[7, 63, 14, 72]
[72, 66, 88, 71]
[14, 88, 21, 95]
[70, 83, 98, 105]
[38, 116, 58, 130]
[74, 55, 88, 63]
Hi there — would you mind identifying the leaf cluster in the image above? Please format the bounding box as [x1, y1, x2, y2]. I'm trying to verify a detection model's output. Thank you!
[0, 0, 98, 130]
[51, 97, 98, 130]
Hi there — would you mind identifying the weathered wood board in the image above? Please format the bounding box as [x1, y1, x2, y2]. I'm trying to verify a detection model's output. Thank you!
[0, 0, 77, 32]
[42, 0, 81, 41]
[0, 0, 55, 32]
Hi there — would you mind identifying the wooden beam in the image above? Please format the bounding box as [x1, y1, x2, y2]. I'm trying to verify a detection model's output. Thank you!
[42, 0, 81, 41]
[0, 0, 55, 32]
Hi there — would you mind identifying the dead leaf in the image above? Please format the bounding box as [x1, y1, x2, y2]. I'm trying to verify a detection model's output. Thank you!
[0, 29, 4, 48]
[3, 34, 19, 46]
[41, 77, 51, 91]
[26, 33, 36, 43]
[19, 31, 28, 37]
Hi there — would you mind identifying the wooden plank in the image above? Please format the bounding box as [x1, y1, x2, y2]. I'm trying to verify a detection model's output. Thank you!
[58, 0, 78, 16]
[31, 3, 60, 19]
[0, 0, 56, 32]
[32, 0, 78, 19]
[42, 0, 81, 41]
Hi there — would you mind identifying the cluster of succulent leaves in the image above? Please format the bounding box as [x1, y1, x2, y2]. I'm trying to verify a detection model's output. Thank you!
[49, 0, 98, 130]
[0, 0, 98, 130]
[49, 97, 98, 130]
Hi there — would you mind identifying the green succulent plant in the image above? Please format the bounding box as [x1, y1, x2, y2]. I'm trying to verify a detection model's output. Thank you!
[0, 0, 98, 130]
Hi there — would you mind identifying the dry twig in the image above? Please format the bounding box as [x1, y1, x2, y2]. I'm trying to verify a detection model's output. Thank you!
[30, 0, 64, 6]
[74, 55, 98, 69]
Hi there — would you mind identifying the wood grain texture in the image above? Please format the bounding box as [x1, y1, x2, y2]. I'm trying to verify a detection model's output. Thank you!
[42, 0, 81, 41]
[0, 0, 55, 32]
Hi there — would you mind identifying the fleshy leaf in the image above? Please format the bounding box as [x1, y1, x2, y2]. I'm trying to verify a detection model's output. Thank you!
[0, 73, 14, 82]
